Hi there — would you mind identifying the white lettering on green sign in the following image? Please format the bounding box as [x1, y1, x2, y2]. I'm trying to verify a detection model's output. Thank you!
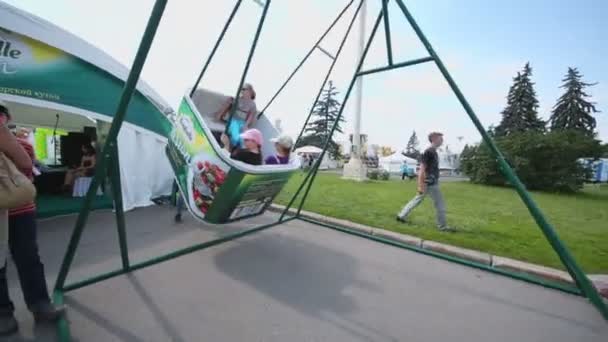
[171, 130, 192, 164]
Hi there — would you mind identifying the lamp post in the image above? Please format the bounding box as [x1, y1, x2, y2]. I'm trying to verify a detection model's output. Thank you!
[342, 0, 367, 181]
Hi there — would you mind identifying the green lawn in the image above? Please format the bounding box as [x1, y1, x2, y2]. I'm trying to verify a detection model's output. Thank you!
[275, 172, 608, 273]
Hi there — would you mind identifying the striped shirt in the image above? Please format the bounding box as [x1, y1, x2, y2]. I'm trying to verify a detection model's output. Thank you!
[9, 138, 36, 216]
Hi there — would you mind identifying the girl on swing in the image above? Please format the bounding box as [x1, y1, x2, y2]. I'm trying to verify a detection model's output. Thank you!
[215, 83, 257, 149]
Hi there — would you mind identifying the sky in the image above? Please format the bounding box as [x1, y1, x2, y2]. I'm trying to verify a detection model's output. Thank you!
[4, 0, 607, 153]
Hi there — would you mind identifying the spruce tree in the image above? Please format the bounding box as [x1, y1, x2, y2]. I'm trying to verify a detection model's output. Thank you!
[404, 130, 420, 159]
[495, 63, 545, 136]
[297, 81, 345, 158]
[549, 67, 599, 136]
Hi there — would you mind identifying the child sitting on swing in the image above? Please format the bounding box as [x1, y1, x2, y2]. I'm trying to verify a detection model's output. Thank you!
[265, 135, 293, 165]
[220, 129, 263, 166]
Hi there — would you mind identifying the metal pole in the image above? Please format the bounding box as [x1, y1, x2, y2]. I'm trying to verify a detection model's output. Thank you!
[280, 0, 366, 221]
[62, 218, 296, 293]
[292, 0, 366, 151]
[381, 0, 393, 65]
[394, 0, 608, 320]
[356, 56, 433, 77]
[352, 0, 366, 159]
[109, 146, 130, 270]
[316, 46, 336, 60]
[190, 0, 243, 97]
[53, 290, 69, 341]
[224, 0, 272, 134]
[296, 10, 383, 216]
[258, 0, 355, 117]
[54, 0, 167, 291]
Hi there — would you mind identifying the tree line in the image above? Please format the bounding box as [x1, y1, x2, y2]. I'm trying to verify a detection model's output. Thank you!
[461, 64, 603, 192]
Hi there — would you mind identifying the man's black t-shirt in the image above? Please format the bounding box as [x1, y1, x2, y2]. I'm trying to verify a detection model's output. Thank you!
[232, 149, 262, 165]
[421, 147, 439, 185]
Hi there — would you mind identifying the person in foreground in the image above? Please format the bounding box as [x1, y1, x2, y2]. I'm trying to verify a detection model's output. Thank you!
[396, 132, 454, 232]
[221, 128, 263, 166]
[0, 101, 65, 336]
[265, 135, 293, 165]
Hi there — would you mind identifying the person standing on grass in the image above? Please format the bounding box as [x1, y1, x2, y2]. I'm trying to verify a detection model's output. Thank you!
[396, 132, 453, 232]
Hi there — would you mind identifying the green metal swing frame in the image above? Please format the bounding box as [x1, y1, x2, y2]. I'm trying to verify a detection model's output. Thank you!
[52, 0, 608, 339]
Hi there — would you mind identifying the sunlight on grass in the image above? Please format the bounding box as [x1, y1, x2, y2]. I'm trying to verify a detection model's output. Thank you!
[276, 173, 608, 273]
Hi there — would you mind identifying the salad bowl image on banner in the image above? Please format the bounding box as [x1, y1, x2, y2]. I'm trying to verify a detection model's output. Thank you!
[187, 153, 229, 216]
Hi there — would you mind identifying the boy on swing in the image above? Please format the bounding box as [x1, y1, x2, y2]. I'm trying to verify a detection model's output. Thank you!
[396, 132, 454, 232]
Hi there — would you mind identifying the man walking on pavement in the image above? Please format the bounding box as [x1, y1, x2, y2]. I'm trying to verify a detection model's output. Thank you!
[396, 132, 454, 232]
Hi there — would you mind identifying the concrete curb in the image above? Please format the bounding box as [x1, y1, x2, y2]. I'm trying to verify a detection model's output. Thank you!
[423, 240, 492, 266]
[372, 229, 422, 248]
[492, 256, 573, 285]
[268, 204, 608, 298]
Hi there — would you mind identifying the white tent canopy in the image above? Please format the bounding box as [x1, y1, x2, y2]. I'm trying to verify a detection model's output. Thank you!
[295, 146, 323, 154]
[294, 146, 338, 169]
[1, 2, 174, 211]
[379, 153, 418, 173]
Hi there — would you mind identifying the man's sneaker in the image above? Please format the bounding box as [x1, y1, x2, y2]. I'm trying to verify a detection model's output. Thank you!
[438, 226, 456, 232]
[31, 302, 65, 323]
[0, 314, 18, 336]
[395, 216, 407, 223]
[174, 213, 182, 223]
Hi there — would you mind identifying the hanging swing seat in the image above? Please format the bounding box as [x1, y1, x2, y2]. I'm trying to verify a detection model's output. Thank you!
[165, 88, 299, 224]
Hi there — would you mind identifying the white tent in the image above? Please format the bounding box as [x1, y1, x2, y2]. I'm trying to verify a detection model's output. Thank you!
[295, 146, 323, 154]
[581, 158, 608, 183]
[597, 159, 608, 182]
[379, 153, 418, 173]
[294, 146, 338, 169]
[1, 2, 174, 211]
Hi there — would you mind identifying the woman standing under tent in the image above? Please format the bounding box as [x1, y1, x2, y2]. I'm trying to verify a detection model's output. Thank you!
[63, 144, 97, 192]
[0, 101, 64, 336]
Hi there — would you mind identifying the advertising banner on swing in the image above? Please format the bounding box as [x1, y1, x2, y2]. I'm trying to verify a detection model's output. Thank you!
[166, 97, 294, 223]
[0, 28, 169, 137]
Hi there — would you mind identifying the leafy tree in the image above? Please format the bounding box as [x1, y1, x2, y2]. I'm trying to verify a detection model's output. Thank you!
[296, 81, 345, 158]
[461, 131, 602, 192]
[495, 63, 545, 136]
[549, 67, 599, 136]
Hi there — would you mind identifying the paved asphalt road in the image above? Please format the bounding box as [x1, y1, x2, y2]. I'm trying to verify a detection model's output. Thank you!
[4, 206, 607, 341]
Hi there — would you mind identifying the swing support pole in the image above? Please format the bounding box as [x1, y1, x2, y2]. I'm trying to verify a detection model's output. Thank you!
[224, 0, 272, 134]
[283, 0, 607, 321]
[279, 0, 365, 221]
[53, 0, 168, 292]
[190, 0, 244, 96]
[258, 0, 356, 117]
[394, 0, 607, 319]
[282, 8, 383, 220]
[52, 2, 607, 340]
[291, 0, 365, 150]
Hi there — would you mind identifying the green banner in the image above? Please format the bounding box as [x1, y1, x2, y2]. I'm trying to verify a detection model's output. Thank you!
[166, 97, 294, 223]
[0, 28, 170, 137]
